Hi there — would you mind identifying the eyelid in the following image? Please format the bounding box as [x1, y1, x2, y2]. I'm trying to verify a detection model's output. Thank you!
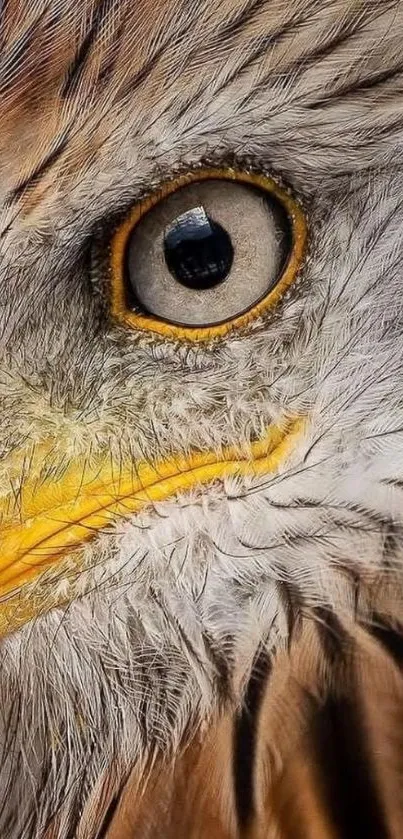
[109, 167, 308, 342]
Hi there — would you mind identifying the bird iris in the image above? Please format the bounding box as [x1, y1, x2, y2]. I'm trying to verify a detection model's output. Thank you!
[108, 167, 307, 340]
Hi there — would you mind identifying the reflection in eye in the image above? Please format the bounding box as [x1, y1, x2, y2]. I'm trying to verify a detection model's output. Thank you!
[163, 206, 234, 291]
[124, 179, 292, 328]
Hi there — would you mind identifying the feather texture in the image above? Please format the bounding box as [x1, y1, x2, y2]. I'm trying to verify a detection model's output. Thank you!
[1, 0, 403, 835]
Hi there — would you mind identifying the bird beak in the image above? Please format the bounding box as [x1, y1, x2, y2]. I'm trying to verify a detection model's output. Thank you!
[0, 418, 303, 633]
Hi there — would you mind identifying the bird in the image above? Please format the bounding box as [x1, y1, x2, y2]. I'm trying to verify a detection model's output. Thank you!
[1, 0, 403, 836]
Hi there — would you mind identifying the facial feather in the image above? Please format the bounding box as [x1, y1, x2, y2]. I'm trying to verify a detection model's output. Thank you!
[1, 0, 403, 836]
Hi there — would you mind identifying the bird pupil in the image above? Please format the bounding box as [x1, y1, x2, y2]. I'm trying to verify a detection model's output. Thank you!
[163, 206, 234, 290]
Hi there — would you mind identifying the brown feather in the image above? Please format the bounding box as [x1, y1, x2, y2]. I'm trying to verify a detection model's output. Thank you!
[101, 615, 403, 839]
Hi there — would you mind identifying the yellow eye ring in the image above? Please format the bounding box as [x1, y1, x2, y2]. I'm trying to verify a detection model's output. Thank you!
[109, 167, 307, 342]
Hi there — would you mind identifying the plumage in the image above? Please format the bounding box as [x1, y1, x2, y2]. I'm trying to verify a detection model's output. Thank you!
[1, 0, 403, 835]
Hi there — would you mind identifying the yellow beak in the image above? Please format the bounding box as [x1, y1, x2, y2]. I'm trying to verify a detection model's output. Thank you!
[0, 418, 303, 634]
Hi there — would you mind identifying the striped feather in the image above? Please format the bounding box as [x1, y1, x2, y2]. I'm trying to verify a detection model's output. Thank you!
[74, 613, 403, 838]
[1, 1, 403, 837]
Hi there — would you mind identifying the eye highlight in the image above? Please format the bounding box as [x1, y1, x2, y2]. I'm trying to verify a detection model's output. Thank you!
[163, 207, 234, 291]
[109, 168, 307, 341]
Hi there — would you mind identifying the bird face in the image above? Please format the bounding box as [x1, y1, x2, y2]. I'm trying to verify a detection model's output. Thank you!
[1, 1, 403, 836]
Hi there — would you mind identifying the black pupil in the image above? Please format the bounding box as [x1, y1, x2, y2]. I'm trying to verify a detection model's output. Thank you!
[163, 206, 234, 290]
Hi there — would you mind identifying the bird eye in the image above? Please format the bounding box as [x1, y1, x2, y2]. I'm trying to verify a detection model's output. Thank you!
[109, 168, 307, 341]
